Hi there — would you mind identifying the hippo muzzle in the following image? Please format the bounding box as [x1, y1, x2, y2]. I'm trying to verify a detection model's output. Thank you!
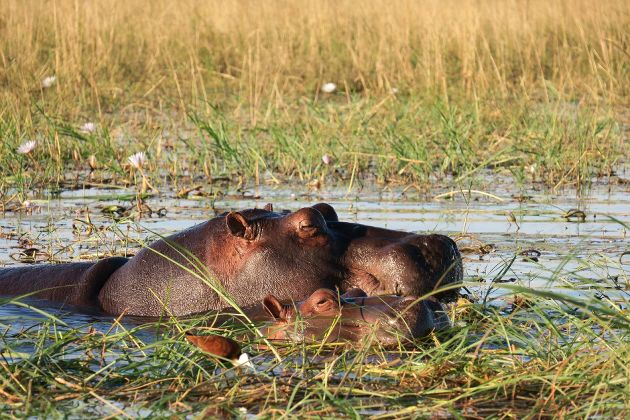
[330, 220, 463, 301]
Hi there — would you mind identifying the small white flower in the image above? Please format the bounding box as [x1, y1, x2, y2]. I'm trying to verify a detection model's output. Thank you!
[322, 154, 332, 165]
[128, 152, 147, 170]
[390, 87, 399, 95]
[321, 82, 337, 94]
[41, 76, 56, 88]
[80, 122, 96, 133]
[17, 140, 37, 154]
[235, 352, 254, 370]
[527, 164, 537, 174]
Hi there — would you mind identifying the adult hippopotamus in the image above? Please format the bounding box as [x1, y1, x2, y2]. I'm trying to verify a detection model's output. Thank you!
[0, 203, 462, 317]
[187, 288, 451, 359]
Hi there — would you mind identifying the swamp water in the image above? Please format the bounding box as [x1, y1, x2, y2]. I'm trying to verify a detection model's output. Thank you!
[1, 180, 628, 416]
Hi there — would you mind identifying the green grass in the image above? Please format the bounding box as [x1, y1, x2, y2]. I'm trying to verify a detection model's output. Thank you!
[1, 251, 628, 418]
[0, 96, 626, 205]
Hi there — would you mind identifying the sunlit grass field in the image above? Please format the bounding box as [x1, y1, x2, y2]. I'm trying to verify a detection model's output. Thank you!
[0, 0, 629, 417]
[0, 0, 628, 199]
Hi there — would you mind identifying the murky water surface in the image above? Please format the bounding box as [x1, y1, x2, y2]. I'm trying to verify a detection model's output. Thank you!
[1, 181, 628, 332]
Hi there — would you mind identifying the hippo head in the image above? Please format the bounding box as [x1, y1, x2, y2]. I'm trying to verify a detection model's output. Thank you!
[185, 289, 450, 356]
[219, 203, 461, 307]
[96, 202, 461, 317]
[259, 288, 450, 346]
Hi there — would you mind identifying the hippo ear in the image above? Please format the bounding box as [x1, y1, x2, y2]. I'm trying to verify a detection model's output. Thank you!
[186, 334, 241, 360]
[309, 289, 339, 314]
[311, 203, 338, 222]
[299, 289, 339, 316]
[263, 295, 287, 320]
[226, 212, 253, 239]
[263, 203, 273, 212]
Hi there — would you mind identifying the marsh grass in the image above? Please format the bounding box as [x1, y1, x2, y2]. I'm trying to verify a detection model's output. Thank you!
[0, 0, 629, 199]
[1, 250, 628, 418]
[0, 97, 625, 202]
[2, 0, 629, 105]
[0, 2, 629, 415]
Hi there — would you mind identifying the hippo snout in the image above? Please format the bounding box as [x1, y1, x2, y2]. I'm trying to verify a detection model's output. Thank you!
[353, 296, 435, 344]
[380, 296, 448, 340]
[342, 233, 463, 301]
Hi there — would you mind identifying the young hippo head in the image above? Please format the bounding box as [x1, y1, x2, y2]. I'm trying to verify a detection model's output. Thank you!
[219, 203, 462, 308]
[260, 288, 450, 346]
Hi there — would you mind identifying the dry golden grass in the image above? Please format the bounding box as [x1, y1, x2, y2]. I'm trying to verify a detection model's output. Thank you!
[0, 0, 627, 193]
[1, 0, 629, 118]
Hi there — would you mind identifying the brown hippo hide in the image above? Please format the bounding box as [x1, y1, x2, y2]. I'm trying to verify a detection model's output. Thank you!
[186, 288, 451, 355]
[260, 288, 450, 346]
[0, 203, 462, 317]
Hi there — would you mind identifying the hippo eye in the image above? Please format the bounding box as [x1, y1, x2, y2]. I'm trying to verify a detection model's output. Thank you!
[314, 297, 337, 313]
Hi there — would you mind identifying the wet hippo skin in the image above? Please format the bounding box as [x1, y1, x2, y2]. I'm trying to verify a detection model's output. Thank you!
[0, 203, 462, 317]
[260, 288, 452, 346]
[187, 288, 451, 356]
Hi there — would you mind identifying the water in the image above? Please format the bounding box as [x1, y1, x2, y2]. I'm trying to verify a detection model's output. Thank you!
[1, 180, 628, 331]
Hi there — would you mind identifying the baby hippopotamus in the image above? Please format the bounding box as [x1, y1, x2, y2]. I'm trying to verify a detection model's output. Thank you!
[260, 288, 450, 346]
[188, 288, 450, 359]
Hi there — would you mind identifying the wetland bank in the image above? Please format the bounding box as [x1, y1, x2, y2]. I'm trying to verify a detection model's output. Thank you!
[1, 0, 630, 417]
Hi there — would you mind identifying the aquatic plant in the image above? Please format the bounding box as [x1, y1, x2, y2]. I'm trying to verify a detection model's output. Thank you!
[16, 140, 36, 155]
[0, 0, 627, 195]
